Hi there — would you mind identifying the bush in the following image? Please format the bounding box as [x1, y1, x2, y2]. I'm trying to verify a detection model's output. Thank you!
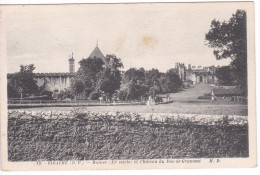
[7, 84, 20, 98]
[89, 91, 100, 100]
[57, 89, 75, 101]
[183, 81, 191, 88]
[117, 90, 127, 101]
[41, 90, 53, 100]
[197, 93, 212, 99]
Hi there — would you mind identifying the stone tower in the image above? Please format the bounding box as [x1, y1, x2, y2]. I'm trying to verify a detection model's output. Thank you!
[175, 62, 180, 69]
[68, 53, 75, 73]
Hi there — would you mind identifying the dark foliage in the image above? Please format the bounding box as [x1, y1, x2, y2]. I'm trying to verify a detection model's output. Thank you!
[89, 91, 100, 100]
[7, 64, 38, 98]
[205, 10, 247, 95]
[57, 89, 75, 101]
[165, 69, 183, 93]
[41, 91, 53, 100]
[215, 66, 234, 86]
[119, 67, 182, 101]
[72, 55, 123, 99]
[119, 68, 148, 101]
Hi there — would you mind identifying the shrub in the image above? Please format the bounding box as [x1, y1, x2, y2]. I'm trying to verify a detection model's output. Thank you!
[89, 91, 100, 100]
[57, 89, 75, 101]
[117, 90, 127, 101]
[41, 90, 53, 99]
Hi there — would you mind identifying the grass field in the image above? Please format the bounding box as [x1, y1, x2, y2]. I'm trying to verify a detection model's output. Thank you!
[8, 112, 248, 161]
[13, 83, 248, 116]
[25, 102, 248, 116]
[170, 83, 213, 101]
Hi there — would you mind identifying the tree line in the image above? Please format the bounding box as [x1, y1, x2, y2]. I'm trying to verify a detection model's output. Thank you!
[7, 56, 182, 101]
[205, 9, 247, 95]
[69, 54, 182, 101]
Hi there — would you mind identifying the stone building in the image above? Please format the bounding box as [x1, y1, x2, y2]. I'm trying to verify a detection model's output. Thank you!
[7, 53, 76, 94]
[174, 62, 218, 84]
[7, 44, 107, 94]
[68, 53, 75, 73]
[175, 63, 186, 81]
[33, 72, 74, 92]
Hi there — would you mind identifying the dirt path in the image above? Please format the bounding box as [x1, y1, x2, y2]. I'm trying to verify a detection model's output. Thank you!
[170, 83, 213, 101]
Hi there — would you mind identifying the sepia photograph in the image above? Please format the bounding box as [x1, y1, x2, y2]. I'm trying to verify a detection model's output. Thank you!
[0, 1, 256, 171]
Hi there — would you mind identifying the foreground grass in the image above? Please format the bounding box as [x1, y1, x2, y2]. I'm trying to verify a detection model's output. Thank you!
[8, 112, 248, 161]
[21, 101, 248, 116]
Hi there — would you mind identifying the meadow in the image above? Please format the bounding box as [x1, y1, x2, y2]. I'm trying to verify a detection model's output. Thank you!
[14, 83, 247, 116]
[24, 101, 248, 116]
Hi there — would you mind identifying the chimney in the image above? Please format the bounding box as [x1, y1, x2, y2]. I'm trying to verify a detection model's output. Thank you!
[68, 52, 75, 73]
[188, 64, 191, 70]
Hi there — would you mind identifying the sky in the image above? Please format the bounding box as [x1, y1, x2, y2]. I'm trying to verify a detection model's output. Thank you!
[2, 3, 248, 73]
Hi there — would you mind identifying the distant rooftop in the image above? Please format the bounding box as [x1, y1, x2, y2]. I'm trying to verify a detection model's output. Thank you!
[89, 46, 105, 60]
[89, 45, 111, 68]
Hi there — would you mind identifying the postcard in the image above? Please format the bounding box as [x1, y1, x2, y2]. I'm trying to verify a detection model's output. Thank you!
[0, 2, 256, 170]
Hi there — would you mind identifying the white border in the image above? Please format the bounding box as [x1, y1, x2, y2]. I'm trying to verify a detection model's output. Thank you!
[0, 0, 259, 174]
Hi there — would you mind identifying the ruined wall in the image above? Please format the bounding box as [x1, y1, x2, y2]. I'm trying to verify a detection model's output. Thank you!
[186, 71, 196, 84]
[186, 72, 217, 84]
[8, 110, 248, 161]
[35, 75, 73, 92]
[7, 73, 74, 92]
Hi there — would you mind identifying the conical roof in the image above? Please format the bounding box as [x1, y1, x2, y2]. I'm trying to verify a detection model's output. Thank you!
[89, 46, 110, 68]
[89, 46, 105, 60]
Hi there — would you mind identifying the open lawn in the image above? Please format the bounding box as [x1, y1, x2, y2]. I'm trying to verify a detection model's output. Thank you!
[11, 83, 248, 116]
[170, 83, 213, 101]
[25, 102, 248, 116]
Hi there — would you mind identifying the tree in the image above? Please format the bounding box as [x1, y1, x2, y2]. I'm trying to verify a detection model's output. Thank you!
[106, 54, 124, 71]
[76, 57, 105, 90]
[71, 80, 85, 99]
[71, 57, 105, 99]
[119, 68, 148, 101]
[145, 69, 161, 97]
[7, 83, 20, 98]
[145, 69, 161, 87]
[96, 68, 121, 96]
[159, 76, 170, 94]
[163, 69, 182, 93]
[205, 10, 247, 94]
[215, 66, 234, 86]
[96, 55, 123, 96]
[7, 64, 38, 99]
[72, 54, 123, 99]
[121, 67, 145, 85]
